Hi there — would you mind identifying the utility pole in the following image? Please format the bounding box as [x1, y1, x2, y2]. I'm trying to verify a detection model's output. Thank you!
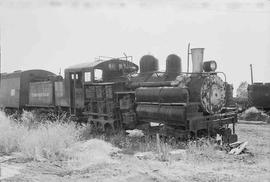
[0, 28, 2, 87]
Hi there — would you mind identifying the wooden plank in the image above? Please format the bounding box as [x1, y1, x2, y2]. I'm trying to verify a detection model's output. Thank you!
[229, 141, 248, 155]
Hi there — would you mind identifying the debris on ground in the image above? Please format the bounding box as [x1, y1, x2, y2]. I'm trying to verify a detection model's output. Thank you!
[126, 129, 144, 137]
[229, 141, 248, 155]
[134, 152, 156, 160]
[168, 149, 186, 160]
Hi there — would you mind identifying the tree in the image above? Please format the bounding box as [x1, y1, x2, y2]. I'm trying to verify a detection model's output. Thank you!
[236, 81, 248, 99]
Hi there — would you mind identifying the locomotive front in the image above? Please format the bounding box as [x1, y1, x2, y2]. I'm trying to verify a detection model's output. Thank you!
[134, 48, 237, 142]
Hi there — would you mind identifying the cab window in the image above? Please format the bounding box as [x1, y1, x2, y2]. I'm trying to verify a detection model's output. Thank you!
[70, 73, 82, 88]
[108, 63, 117, 71]
[84, 72, 92, 82]
[94, 69, 103, 82]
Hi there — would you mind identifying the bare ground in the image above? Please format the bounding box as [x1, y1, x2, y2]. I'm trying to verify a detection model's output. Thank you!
[1, 120, 270, 182]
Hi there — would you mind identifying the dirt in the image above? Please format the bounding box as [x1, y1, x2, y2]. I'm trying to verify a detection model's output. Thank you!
[1, 120, 269, 182]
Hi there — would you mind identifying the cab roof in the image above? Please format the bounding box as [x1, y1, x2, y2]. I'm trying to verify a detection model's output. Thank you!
[65, 58, 138, 73]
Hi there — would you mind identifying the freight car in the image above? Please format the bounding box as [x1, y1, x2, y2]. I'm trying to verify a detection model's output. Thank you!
[0, 48, 238, 143]
[248, 83, 270, 111]
[0, 70, 61, 112]
[243, 64, 270, 111]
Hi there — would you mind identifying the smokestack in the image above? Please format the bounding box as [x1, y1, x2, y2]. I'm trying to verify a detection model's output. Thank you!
[191, 48, 204, 73]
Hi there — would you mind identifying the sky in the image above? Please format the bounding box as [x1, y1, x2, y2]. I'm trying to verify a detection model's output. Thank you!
[0, 0, 269, 90]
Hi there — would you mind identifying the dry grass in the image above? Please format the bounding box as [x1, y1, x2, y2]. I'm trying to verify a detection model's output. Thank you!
[0, 112, 27, 154]
[0, 111, 81, 160]
[64, 139, 121, 170]
[0, 110, 226, 164]
[2, 112, 269, 182]
[104, 132, 221, 162]
[19, 121, 81, 160]
[185, 138, 227, 163]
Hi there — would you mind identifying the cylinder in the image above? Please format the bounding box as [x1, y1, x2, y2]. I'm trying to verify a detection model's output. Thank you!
[166, 54, 182, 74]
[139, 55, 159, 73]
[136, 87, 189, 103]
[191, 48, 204, 73]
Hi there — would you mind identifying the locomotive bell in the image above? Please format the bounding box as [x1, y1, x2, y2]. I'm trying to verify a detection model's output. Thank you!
[191, 48, 204, 73]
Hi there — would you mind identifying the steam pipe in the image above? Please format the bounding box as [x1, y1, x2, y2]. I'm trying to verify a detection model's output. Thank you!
[128, 81, 172, 89]
[187, 43, 190, 73]
[250, 64, 254, 84]
[191, 48, 204, 73]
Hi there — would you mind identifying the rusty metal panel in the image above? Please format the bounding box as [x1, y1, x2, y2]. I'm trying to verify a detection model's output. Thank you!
[55, 81, 69, 107]
[0, 76, 21, 108]
[122, 112, 136, 124]
[105, 85, 113, 99]
[96, 86, 104, 99]
[106, 101, 114, 114]
[120, 95, 132, 110]
[97, 101, 106, 113]
[29, 81, 53, 106]
[75, 88, 84, 108]
[85, 86, 96, 99]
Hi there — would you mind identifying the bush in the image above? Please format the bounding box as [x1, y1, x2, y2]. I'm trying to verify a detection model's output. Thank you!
[236, 81, 248, 99]
[240, 107, 270, 122]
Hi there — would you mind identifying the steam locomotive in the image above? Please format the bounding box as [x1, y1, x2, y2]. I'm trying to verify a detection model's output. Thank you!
[0, 48, 238, 143]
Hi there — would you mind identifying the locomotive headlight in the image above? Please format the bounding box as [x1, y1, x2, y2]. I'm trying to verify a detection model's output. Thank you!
[203, 61, 217, 72]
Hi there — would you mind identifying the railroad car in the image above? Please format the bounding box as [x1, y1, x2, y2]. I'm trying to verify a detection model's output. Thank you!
[0, 70, 57, 111]
[248, 83, 270, 111]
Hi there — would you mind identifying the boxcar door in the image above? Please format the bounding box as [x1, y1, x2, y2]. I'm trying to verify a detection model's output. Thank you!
[70, 72, 84, 115]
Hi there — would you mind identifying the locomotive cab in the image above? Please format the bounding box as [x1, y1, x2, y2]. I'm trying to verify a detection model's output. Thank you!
[64, 57, 138, 117]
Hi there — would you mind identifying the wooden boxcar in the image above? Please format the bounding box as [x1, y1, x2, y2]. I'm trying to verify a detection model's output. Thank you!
[0, 70, 56, 109]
